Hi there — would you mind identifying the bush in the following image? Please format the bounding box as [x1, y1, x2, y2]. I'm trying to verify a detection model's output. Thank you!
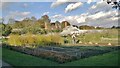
[8, 34, 22, 46]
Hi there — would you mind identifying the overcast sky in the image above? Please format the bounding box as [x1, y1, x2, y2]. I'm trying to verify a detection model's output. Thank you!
[1, 0, 119, 27]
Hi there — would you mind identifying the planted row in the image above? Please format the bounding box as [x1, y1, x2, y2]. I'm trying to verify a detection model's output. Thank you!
[3, 44, 76, 63]
[3, 44, 119, 63]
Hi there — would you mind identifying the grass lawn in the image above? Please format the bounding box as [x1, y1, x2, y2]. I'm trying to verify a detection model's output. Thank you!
[2, 48, 119, 66]
[2, 48, 58, 66]
[62, 51, 119, 66]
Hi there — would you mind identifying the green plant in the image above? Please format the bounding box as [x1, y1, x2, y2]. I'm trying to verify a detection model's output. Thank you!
[7, 34, 64, 47]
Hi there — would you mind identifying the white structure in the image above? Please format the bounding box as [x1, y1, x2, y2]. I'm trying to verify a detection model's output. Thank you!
[60, 26, 87, 36]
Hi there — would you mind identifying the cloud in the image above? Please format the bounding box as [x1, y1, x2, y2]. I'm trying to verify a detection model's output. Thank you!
[84, 10, 119, 27]
[43, 12, 50, 15]
[87, 0, 93, 4]
[50, 0, 118, 27]
[51, 0, 69, 8]
[50, 14, 64, 22]
[51, 14, 63, 19]
[89, 1, 113, 14]
[65, 2, 83, 13]
[6, 11, 31, 21]
[86, 17, 119, 27]
[51, 0, 83, 13]
[51, 9, 119, 27]
[87, 10, 118, 21]
[62, 13, 88, 25]
[52, 13, 88, 25]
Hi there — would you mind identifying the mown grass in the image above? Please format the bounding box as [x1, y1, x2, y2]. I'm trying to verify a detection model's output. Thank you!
[2, 47, 119, 66]
[2, 48, 58, 66]
[62, 50, 119, 66]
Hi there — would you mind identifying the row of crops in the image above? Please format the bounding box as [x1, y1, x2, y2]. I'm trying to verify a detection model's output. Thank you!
[2, 44, 120, 63]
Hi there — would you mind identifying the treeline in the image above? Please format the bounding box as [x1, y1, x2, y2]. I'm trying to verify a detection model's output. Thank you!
[6, 15, 71, 35]
[1, 15, 119, 36]
[79, 25, 104, 30]
[78, 25, 120, 30]
[111, 26, 120, 29]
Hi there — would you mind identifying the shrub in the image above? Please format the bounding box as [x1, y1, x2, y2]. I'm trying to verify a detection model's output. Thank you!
[8, 34, 22, 46]
[8, 34, 64, 47]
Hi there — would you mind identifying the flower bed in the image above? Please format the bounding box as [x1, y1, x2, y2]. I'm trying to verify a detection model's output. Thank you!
[2, 44, 120, 63]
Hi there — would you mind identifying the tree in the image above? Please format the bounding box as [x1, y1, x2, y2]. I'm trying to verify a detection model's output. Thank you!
[55, 21, 61, 29]
[1, 24, 12, 36]
[41, 15, 51, 23]
[0, 17, 4, 24]
[111, 26, 116, 29]
[31, 16, 37, 23]
[105, 0, 120, 10]
[0, 23, 5, 36]
[36, 19, 45, 28]
[41, 15, 51, 30]
[79, 25, 95, 30]
[8, 18, 15, 24]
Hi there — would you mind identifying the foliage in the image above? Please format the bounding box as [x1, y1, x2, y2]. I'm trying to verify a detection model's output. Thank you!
[111, 26, 120, 29]
[79, 25, 104, 30]
[7, 34, 64, 46]
[77, 29, 118, 44]
[51, 30, 61, 33]
[0, 23, 12, 36]
[7, 34, 22, 46]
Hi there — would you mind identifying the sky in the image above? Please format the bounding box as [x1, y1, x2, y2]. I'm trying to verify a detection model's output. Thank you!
[1, 0, 119, 27]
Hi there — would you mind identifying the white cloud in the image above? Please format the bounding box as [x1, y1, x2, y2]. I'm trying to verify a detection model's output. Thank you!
[21, 12, 31, 16]
[51, 9, 119, 27]
[87, 0, 93, 4]
[51, 0, 81, 8]
[89, 1, 113, 14]
[51, 0, 83, 13]
[59, 13, 87, 25]
[6, 11, 31, 21]
[62, 16, 78, 25]
[84, 10, 119, 27]
[50, 14, 64, 22]
[51, 0, 69, 8]
[87, 10, 118, 21]
[43, 12, 50, 15]
[51, 14, 63, 18]
[65, 2, 83, 13]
